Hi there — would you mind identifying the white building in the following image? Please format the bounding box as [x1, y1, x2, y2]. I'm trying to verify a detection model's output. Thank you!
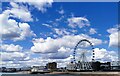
[111, 61, 120, 70]
[76, 62, 92, 71]
[66, 63, 76, 70]
[66, 62, 92, 71]
[31, 66, 47, 72]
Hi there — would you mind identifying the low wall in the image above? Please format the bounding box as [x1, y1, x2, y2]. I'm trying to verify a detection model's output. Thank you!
[69, 72, 120, 76]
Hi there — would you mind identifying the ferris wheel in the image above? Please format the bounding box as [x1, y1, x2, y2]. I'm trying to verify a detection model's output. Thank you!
[70, 39, 95, 70]
[72, 39, 95, 63]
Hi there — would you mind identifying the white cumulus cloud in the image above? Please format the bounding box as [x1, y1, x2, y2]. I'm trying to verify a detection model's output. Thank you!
[68, 17, 90, 28]
[94, 48, 118, 62]
[10, 2, 33, 22]
[46, 47, 71, 59]
[31, 34, 102, 53]
[89, 28, 97, 35]
[107, 27, 118, 34]
[107, 25, 119, 47]
[1, 52, 27, 61]
[26, 0, 53, 13]
[9, 0, 53, 13]
[1, 44, 23, 52]
[109, 32, 119, 47]
[58, 9, 64, 14]
[0, 8, 36, 41]
[54, 28, 70, 36]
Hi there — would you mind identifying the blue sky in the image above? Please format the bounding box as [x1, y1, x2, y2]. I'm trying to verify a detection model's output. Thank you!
[0, 1, 119, 68]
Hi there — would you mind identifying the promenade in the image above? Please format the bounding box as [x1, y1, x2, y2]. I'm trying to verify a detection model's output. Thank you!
[49, 72, 120, 76]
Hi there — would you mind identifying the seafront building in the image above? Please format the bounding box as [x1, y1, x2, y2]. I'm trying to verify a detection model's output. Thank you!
[67, 61, 92, 71]
[66, 62, 76, 70]
[66, 61, 120, 71]
[111, 61, 120, 70]
[46, 62, 57, 71]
